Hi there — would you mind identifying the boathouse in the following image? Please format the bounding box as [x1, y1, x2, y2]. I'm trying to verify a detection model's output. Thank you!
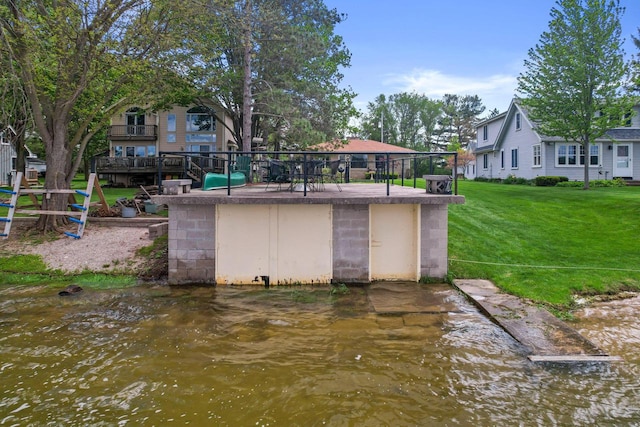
[153, 161, 464, 285]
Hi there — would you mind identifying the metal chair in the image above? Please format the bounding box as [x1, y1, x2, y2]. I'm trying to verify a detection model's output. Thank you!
[264, 160, 291, 191]
[322, 160, 343, 192]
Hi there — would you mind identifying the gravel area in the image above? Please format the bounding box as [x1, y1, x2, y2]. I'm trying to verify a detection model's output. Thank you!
[1, 225, 152, 273]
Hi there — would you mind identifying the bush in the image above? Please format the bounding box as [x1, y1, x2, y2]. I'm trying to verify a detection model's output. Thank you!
[364, 171, 398, 180]
[503, 174, 531, 185]
[534, 176, 569, 187]
[474, 177, 503, 183]
[556, 178, 627, 188]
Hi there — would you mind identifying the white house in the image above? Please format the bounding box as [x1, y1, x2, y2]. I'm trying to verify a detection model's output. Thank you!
[473, 100, 640, 181]
[0, 126, 46, 186]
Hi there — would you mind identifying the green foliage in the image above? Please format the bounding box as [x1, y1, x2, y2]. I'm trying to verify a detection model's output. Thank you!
[182, 0, 355, 150]
[329, 283, 349, 296]
[556, 178, 627, 188]
[534, 176, 569, 186]
[0, 254, 48, 273]
[502, 174, 530, 185]
[364, 171, 399, 180]
[448, 181, 640, 308]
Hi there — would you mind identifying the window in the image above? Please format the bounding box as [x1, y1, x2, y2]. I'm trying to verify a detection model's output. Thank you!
[114, 145, 123, 157]
[533, 144, 541, 167]
[515, 112, 521, 130]
[186, 107, 216, 147]
[125, 146, 135, 157]
[350, 154, 368, 169]
[482, 154, 488, 170]
[187, 144, 214, 154]
[125, 107, 145, 135]
[482, 125, 488, 141]
[167, 114, 176, 143]
[556, 143, 600, 166]
[511, 148, 518, 169]
[135, 146, 146, 157]
[147, 145, 156, 157]
[500, 150, 505, 169]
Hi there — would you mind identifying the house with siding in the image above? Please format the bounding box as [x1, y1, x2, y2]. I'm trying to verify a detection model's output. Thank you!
[313, 138, 418, 180]
[473, 100, 640, 182]
[99, 104, 236, 186]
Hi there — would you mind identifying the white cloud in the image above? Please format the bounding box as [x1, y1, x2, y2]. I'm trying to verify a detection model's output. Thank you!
[383, 68, 518, 111]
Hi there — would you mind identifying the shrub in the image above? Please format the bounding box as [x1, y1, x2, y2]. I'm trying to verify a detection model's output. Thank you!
[556, 178, 627, 188]
[503, 174, 531, 185]
[474, 177, 503, 183]
[364, 171, 398, 180]
[534, 176, 569, 186]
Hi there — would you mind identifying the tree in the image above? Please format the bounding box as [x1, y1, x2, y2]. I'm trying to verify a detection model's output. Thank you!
[0, 0, 184, 230]
[631, 28, 640, 93]
[435, 94, 485, 150]
[517, 0, 633, 189]
[446, 149, 475, 176]
[184, 0, 355, 152]
[360, 93, 442, 150]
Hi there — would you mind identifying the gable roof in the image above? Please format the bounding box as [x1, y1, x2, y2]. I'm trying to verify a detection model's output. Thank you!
[477, 100, 640, 154]
[313, 138, 418, 153]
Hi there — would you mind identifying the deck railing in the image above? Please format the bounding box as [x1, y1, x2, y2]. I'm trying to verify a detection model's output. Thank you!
[158, 150, 459, 196]
[107, 125, 158, 140]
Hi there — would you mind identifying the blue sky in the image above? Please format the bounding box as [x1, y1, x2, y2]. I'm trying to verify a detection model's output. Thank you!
[324, 0, 640, 115]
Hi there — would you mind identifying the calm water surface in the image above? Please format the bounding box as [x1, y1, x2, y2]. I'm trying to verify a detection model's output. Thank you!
[0, 283, 638, 426]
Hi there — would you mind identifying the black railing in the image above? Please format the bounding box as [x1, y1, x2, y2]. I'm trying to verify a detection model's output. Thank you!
[157, 151, 459, 197]
[107, 125, 158, 140]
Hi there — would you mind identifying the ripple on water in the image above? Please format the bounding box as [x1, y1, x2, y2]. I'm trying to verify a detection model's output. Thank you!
[0, 285, 639, 425]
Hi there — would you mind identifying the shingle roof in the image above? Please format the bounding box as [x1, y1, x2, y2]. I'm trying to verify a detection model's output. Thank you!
[313, 139, 418, 153]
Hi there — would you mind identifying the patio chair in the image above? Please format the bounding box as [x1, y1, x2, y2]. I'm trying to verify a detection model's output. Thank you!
[322, 159, 343, 192]
[299, 159, 324, 191]
[264, 160, 291, 191]
[234, 155, 251, 180]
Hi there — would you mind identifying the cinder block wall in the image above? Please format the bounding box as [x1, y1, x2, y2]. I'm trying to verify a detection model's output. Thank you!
[332, 205, 370, 282]
[168, 205, 216, 284]
[420, 204, 449, 278]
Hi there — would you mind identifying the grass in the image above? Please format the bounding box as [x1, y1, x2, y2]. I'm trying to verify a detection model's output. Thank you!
[445, 180, 640, 308]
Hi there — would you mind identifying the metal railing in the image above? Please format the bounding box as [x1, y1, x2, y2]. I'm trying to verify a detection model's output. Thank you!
[107, 125, 158, 139]
[157, 150, 459, 197]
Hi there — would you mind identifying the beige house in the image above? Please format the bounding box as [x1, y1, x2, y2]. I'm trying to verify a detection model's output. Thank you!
[314, 138, 418, 180]
[100, 104, 236, 186]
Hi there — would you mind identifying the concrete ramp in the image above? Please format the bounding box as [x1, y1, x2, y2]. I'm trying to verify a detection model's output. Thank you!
[454, 279, 622, 363]
[367, 282, 459, 314]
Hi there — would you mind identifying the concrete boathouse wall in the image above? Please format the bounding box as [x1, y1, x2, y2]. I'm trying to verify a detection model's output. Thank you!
[153, 184, 464, 285]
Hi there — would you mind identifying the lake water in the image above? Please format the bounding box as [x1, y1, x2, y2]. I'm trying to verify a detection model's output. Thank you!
[0, 283, 638, 426]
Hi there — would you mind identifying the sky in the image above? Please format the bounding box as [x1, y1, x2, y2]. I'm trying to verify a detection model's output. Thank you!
[323, 0, 640, 115]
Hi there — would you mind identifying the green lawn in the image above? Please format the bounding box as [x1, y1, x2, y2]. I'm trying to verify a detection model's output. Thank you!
[446, 180, 640, 308]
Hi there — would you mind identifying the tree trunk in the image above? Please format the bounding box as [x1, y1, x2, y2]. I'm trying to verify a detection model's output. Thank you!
[36, 125, 72, 232]
[241, 0, 253, 154]
[583, 141, 590, 190]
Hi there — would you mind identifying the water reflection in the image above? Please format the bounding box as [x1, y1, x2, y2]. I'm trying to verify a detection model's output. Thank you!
[0, 284, 638, 426]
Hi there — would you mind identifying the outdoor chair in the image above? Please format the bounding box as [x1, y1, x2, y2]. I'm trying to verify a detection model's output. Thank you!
[322, 159, 343, 191]
[298, 159, 324, 191]
[234, 155, 251, 180]
[264, 160, 291, 191]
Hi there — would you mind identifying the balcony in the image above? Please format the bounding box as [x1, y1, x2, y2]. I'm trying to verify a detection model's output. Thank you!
[107, 125, 158, 141]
